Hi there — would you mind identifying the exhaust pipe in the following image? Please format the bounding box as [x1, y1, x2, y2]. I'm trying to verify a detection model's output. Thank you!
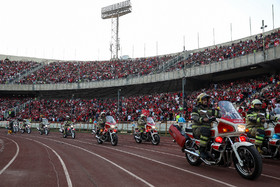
[184, 149, 200, 157]
[134, 135, 141, 139]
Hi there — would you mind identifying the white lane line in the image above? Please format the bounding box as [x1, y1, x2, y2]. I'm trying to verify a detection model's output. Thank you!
[261, 174, 280, 181]
[123, 145, 185, 158]
[25, 138, 73, 187]
[68, 139, 235, 187]
[229, 167, 280, 181]
[0, 137, 20, 175]
[33, 137, 154, 187]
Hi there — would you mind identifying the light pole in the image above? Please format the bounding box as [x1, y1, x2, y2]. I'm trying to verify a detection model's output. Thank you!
[260, 20, 267, 60]
[118, 89, 121, 113]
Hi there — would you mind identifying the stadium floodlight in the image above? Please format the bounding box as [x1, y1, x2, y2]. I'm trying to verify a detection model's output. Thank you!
[260, 20, 267, 59]
[101, 0, 132, 60]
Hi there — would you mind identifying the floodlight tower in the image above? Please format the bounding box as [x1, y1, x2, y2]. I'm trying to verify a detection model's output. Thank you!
[101, 0, 132, 60]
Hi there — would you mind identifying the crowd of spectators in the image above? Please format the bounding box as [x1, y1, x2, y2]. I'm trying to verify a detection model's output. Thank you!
[2, 73, 280, 123]
[0, 59, 40, 84]
[16, 56, 172, 84]
[170, 29, 280, 71]
[1, 29, 278, 84]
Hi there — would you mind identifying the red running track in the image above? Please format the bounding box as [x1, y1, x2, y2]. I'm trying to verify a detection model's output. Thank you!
[0, 129, 280, 187]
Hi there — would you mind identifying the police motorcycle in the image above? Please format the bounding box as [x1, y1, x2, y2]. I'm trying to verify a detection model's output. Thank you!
[92, 116, 118, 146]
[244, 107, 280, 159]
[13, 119, 20, 133]
[20, 119, 32, 134]
[59, 122, 76, 139]
[169, 101, 262, 180]
[134, 117, 160, 145]
[37, 118, 50, 135]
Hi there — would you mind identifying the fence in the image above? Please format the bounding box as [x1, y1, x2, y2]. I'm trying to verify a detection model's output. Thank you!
[0, 120, 192, 136]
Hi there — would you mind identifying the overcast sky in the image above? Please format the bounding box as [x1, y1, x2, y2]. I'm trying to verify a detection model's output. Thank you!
[0, 0, 279, 61]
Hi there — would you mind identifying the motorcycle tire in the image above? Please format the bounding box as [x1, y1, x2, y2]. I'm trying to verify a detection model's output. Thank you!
[185, 146, 202, 166]
[97, 138, 103, 144]
[233, 145, 262, 180]
[111, 134, 118, 146]
[63, 134, 67, 138]
[134, 134, 142, 143]
[40, 130, 43, 135]
[27, 128, 31, 134]
[151, 134, 160, 145]
[72, 131, 75, 139]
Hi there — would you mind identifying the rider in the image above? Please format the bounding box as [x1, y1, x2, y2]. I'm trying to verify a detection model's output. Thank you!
[96, 112, 107, 138]
[137, 114, 147, 138]
[63, 115, 72, 135]
[21, 119, 29, 131]
[191, 93, 220, 159]
[246, 99, 277, 153]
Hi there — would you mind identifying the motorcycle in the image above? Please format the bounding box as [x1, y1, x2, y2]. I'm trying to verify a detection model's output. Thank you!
[37, 118, 50, 135]
[59, 123, 76, 139]
[134, 117, 160, 145]
[169, 101, 262, 180]
[13, 120, 19, 133]
[20, 121, 32, 134]
[245, 108, 280, 159]
[92, 116, 118, 146]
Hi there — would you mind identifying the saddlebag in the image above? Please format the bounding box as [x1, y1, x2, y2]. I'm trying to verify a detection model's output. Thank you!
[169, 124, 187, 148]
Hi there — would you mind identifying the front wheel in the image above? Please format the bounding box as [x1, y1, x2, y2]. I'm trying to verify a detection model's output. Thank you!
[71, 131, 75, 139]
[151, 134, 160, 145]
[111, 133, 118, 146]
[27, 128, 31, 134]
[45, 129, 49, 135]
[233, 145, 262, 180]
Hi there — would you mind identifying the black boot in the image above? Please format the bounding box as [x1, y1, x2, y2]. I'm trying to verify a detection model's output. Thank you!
[199, 147, 207, 159]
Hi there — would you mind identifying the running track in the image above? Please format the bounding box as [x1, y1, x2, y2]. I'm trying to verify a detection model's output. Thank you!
[0, 129, 280, 187]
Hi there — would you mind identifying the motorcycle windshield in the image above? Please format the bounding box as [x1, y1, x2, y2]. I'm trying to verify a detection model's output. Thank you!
[106, 116, 116, 125]
[218, 101, 242, 120]
[273, 107, 280, 115]
[147, 117, 155, 126]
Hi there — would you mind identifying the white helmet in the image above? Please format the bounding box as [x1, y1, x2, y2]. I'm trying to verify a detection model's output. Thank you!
[140, 114, 146, 118]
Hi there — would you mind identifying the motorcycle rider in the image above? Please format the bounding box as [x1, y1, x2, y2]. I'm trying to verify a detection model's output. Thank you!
[246, 99, 277, 153]
[63, 115, 72, 135]
[191, 93, 220, 159]
[96, 112, 107, 138]
[21, 119, 29, 129]
[137, 114, 147, 138]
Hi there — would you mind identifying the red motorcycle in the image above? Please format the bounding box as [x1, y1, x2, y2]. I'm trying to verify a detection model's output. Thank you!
[169, 101, 262, 180]
[134, 117, 160, 145]
[245, 108, 280, 159]
[92, 116, 118, 146]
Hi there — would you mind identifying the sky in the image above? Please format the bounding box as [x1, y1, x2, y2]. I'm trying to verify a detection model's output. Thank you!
[0, 0, 280, 61]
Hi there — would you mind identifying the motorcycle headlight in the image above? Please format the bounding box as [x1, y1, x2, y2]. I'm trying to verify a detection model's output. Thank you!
[152, 126, 156, 129]
[237, 125, 246, 132]
[111, 125, 115, 129]
[71, 125, 74, 128]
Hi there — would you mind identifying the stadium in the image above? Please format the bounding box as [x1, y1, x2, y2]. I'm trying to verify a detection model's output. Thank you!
[1, 0, 280, 186]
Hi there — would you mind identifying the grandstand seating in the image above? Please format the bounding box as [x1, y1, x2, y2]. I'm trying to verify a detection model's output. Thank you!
[1, 73, 279, 122]
[0, 29, 278, 84]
